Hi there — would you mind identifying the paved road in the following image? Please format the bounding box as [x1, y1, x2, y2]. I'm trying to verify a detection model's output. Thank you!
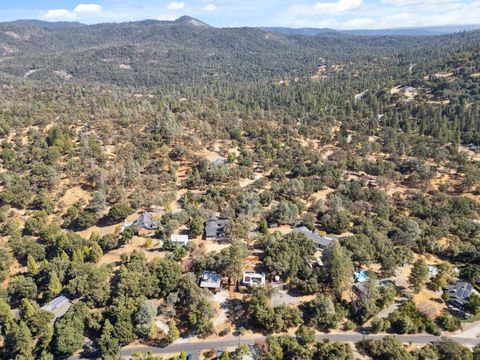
[120, 333, 480, 358]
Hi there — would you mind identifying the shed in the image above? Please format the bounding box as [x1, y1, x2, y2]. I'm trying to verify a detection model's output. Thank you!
[171, 234, 189, 247]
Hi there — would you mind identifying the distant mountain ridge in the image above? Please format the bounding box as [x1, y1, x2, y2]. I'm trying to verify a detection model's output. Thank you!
[0, 16, 479, 87]
[263, 24, 480, 36]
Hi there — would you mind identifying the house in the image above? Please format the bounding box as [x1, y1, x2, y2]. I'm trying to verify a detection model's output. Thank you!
[242, 271, 266, 287]
[199, 271, 222, 290]
[135, 212, 159, 236]
[292, 226, 338, 249]
[353, 279, 395, 300]
[447, 281, 476, 309]
[205, 216, 229, 241]
[170, 234, 189, 247]
[41, 295, 72, 322]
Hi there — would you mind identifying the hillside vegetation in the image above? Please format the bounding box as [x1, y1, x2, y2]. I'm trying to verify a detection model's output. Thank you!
[0, 17, 479, 360]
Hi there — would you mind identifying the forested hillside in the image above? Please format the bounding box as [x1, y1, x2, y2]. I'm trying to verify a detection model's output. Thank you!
[0, 17, 479, 86]
[0, 18, 480, 360]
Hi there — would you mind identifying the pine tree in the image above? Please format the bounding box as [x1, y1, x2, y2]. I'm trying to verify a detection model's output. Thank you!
[46, 271, 62, 301]
[8, 320, 34, 359]
[98, 319, 120, 359]
[19, 298, 36, 320]
[89, 242, 103, 263]
[27, 254, 39, 276]
[323, 241, 354, 297]
[409, 259, 429, 294]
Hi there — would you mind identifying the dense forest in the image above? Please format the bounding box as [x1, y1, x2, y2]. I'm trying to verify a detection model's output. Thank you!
[0, 17, 480, 360]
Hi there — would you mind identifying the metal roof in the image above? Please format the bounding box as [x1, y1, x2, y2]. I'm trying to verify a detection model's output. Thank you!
[200, 271, 222, 288]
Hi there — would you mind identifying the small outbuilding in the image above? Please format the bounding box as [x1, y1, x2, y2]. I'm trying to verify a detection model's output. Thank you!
[170, 234, 189, 247]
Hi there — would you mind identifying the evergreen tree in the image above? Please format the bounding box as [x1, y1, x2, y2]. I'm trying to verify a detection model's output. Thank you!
[409, 259, 429, 294]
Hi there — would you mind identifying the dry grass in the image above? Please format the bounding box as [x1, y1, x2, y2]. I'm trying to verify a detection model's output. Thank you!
[60, 186, 92, 211]
[414, 289, 445, 319]
[98, 236, 165, 266]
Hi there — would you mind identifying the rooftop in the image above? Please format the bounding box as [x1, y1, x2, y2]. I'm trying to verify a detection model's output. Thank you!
[200, 270, 222, 289]
[171, 234, 189, 245]
[41, 295, 72, 320]
[292, 226, 339, 248]
[447, 281, 475, 306]
[136, 212, 159, 230]
[205, 215, 229, 239]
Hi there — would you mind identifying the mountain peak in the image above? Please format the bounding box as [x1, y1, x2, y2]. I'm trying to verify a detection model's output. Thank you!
[174, 16, 210, 28]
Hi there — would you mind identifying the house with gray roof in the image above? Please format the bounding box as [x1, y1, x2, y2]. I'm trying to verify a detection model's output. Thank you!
[199, 271, 222, 290]
[205, 216, 229, 241]
[447, 281, 476, 309]
[41, 295, 72, 323]
[292, 226, 338, 249]
[136, 212, 159, 231]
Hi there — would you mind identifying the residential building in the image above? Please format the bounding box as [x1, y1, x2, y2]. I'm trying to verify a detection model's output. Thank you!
[205, 216, 229, 241]
[41, 295, 72, 322]
[242, 271, 266, 286]
[135, 212, 159, 236]
[353, 279, 395, 300]
[199, 271, 222, 290]
[447, 281, 476, 309]
[292, 226, 338, 249]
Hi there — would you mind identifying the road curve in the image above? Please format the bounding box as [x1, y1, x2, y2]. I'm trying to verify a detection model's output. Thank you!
[120, 333, 480, 358]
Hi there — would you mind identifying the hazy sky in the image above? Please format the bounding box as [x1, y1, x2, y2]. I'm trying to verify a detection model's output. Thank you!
[1, 1, 480, 29]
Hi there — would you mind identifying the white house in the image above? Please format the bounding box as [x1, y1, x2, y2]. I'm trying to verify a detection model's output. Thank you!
[170, 234, 189, 247]
[242, 271, 266, 286]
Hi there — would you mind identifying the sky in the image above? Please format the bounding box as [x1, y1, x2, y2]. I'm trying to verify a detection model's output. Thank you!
[1, 0, 480, 29]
